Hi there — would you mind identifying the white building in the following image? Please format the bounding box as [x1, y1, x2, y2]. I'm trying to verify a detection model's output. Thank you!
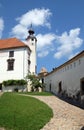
[0, 28, 37, 91]
[45, 51, 84, 104]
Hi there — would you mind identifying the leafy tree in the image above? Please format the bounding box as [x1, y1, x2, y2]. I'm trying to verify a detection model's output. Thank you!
[26, 74, 44, 91]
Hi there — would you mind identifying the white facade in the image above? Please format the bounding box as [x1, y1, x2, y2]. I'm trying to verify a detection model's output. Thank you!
[26, 38, 37, 74]
[45, 51, 84, 100]
[26, 29, 37, 74]
[0, 28, 37, 88]
[0, 47, 31, 83]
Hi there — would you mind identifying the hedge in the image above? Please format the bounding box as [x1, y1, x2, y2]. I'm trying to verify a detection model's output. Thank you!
[2, 79, 27, 87]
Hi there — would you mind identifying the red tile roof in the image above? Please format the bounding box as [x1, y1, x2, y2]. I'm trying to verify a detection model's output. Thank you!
[0, 38, 29, 50]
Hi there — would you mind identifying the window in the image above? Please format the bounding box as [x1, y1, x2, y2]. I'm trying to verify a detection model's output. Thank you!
[65, 66, 66, 71]
[79, 59, 81, 65]
[32, 38, 34, 41]
[67, 65, 69, 70]
[70, 64, 72, 69]
[74, 62, 76, 67]
[7, 59, 15, 71]
[9, 51, 14, 57]
[28, 52, 30, 60]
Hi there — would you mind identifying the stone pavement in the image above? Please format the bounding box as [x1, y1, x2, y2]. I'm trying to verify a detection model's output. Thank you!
[0, 92, 3, 96]
[31, 95, 84, 130]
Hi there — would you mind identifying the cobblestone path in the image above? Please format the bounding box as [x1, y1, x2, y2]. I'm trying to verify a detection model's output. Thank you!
[31, 95, 84, 130]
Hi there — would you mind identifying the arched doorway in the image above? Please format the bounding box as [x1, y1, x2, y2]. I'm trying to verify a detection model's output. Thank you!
[49, 83, 51, 92]
[80, 78, 84, 95]
[58, 81, 62, 93]
[0, 83, 2, 91]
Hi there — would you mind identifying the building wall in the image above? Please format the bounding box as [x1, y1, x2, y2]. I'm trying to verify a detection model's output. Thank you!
[26, 38, 37, 74]
[0, 47, 30, 83]
[45, 55, 84, 98]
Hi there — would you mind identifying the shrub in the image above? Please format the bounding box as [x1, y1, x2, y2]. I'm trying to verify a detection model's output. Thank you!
[3, 79, 27, 87]
[26, 74, 45, 91]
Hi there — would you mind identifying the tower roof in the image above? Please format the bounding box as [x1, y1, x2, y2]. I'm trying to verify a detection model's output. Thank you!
[38, 67, 48, 77]
[40, 67, 48, 73]
[26, 25, 37, 42]
[28, 24, 34, 35]
[28, 29, 34, 35]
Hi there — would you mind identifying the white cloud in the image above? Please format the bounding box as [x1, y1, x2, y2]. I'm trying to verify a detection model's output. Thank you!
[54, 28, 83, 59]
[37, 33, 56, 57]
[11, 8, 52, 38]
[37, 33, 56, 50]
[11, 25, 27, 39]
[16, 8, 51, 28]
[0, 17, 4, 38]
[38, 51, 49, 57]
[10, 10, 83, 60]
[37, 28, 83, 58]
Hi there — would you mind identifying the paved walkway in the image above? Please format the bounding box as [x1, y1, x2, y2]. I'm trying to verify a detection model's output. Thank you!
[0, 92, 3, 96]
[31, 95, 84, 130]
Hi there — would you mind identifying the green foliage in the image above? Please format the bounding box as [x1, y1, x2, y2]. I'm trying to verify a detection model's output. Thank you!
[3, 79, 27, 87]
[26, 74, 43, 90]
[0, 93, 53, 130]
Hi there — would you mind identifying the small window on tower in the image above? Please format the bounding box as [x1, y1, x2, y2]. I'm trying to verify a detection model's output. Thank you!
[32, 38, 34, 41]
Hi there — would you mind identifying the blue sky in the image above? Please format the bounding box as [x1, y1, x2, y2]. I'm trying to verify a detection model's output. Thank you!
[0, 0, 84, 73]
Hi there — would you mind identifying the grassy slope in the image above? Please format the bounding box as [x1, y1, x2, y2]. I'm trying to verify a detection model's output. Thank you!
[20, 91, 53, 96]
[0, 93, 53, 130]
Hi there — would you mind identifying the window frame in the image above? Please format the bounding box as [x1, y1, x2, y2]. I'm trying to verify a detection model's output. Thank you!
[9, 51, 14, 57]
[7, 59, 15, 71]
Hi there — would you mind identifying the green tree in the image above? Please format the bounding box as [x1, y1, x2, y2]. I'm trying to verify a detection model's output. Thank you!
[26, 74, 43, 91]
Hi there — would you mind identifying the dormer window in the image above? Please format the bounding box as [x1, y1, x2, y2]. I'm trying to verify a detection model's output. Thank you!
[9, 51, 14, 57]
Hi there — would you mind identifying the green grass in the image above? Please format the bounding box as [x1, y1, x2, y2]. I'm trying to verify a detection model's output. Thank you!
[0, 93, 53, 130]
[20, 91, 53, 96]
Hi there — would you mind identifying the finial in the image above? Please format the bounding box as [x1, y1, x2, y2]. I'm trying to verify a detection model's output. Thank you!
[28, 23, 34, 35]
[30, 23, 32, 30]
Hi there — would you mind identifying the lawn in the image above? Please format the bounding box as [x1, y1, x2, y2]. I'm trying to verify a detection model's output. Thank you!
[0, 93, 53, 130]
[21, 91, 53, 96]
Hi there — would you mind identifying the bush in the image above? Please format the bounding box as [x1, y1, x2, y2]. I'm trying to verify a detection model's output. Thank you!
[26, 74, 45, 91]
[3, 79, 27, 87]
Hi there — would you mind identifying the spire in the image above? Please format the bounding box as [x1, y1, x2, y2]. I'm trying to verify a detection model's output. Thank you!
[28, 23, 34, 35]
[26, 24, 37, 42]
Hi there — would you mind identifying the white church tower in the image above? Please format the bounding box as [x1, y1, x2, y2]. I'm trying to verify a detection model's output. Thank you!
[26, 26, 37, 75]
